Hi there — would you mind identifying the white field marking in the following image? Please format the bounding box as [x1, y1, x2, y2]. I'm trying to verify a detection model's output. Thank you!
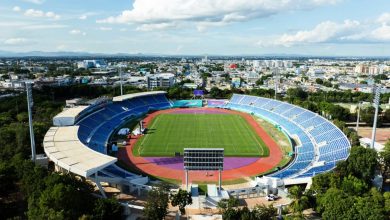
[140, 115, 160, 154]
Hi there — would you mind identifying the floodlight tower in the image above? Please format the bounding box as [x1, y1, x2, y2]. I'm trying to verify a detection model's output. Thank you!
[370, 84, 381, 149]
[26, 83, 36, 161]
[119, 65, 123, 96]
[274, 68, 279, 99]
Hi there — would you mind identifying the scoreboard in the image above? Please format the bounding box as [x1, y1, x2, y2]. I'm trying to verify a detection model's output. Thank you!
[183, 148, 224, 171]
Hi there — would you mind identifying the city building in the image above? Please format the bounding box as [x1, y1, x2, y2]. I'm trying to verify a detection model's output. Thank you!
[77, 60, 108, 69]
[147, 73, 175, 89]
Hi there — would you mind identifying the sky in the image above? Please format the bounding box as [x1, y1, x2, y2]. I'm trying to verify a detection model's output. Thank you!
[0, 0, 390, 56]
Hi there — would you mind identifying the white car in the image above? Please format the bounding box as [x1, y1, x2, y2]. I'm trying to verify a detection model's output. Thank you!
[265, 194, 278, 201]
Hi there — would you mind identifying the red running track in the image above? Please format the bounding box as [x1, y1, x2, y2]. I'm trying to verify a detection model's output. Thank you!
[118, 108, 283, 183]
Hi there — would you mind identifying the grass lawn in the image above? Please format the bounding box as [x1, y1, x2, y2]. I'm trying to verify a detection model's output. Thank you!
[133, 113, 269, 157]
[252, 116, 293, 168]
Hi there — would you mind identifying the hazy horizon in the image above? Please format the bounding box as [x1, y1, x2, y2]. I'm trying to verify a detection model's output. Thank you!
[1, 0, 390, 56]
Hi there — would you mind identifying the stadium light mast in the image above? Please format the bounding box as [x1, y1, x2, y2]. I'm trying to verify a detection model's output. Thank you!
[274, 68, 279, 99]
[26, 82, 36, 161]
[119, 65, 123, 96]
[370, 84, 381, 149]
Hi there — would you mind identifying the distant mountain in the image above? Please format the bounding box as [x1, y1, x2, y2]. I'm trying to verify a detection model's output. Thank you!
[0, 50, 133, 57]
[0, 50, 388, 59]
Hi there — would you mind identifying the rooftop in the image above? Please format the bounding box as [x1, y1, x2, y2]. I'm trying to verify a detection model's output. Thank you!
[43, 126, 117, 177]
[54, 106, 88, 119]
[112, 91, 167, 102]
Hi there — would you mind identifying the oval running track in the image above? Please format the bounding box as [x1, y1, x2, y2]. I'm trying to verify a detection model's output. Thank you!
[118, 108, 283, 184]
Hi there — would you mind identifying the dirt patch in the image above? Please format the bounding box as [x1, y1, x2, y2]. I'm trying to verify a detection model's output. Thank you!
[355, 126, 390, 144]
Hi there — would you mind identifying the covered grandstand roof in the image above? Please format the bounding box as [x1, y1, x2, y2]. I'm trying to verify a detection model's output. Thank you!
[53, 106, 88, 126]
[43, 126, 117, 177]
[113, 91, 167, 102]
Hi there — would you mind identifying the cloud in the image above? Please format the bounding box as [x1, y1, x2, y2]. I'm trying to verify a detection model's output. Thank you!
[371, 25, 390, 41]
[23, 0, 45, 4]
[258, 13, 390, 47]
[275, 20, 361, 46]
[13, 6, 21, 12]
[24, 9, 60, 19]
[97, 0, 341, 30]
[79, 15, 88, 20]
[99, 27, 112, 31]
[69, 29, 86, 36]
[57, 44, 67, 50]
[4, 38, 31, 45]
[136, 23, 177, 31]
[22, 24, 67, 30]
[377, 13, 390, 25]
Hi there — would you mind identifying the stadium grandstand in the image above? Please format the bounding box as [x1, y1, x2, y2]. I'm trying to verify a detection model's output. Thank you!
[44, 91, 350, 198]
[225, 94, 351, 179]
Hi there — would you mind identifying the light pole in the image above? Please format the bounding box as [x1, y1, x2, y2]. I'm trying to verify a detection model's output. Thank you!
[370, 84, 381, 149]
[119, 66, 123, 96]
[26, 82, 36, 161]
[274, 68, 279, 99]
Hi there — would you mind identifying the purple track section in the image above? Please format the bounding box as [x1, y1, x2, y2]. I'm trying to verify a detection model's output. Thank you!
[143, 157, 259, 170]
[170, 109, 228, 114]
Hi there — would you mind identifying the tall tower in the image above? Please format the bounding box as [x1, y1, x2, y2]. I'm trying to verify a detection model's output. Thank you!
[119, 66, 123, 96]
[26, 82, 36, 161]
[370, 84, 381, 149]
[274, 68, 280, 99]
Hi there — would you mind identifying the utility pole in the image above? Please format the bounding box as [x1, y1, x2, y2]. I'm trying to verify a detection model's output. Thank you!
[370, 84, 381, 149]
[26, 82, 36, 161]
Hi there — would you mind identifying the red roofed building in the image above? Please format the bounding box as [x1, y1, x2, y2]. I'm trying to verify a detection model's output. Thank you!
[230, 64, 238, 69]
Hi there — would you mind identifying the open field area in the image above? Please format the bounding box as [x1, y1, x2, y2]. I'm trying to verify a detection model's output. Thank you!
[133, 113, 269, 157]
[354, 126, 390, 144]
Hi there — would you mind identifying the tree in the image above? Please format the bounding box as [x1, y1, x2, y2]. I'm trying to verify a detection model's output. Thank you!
[360, 106, 381, 126]
[222, 207, 241, 220]
[255, 78, 263, 86]
[348, 188, 387, 220]
[143, 186, 170, 220]
[316, 188, 355, 219]
[315, 78, 324, 85]
[92, 198, 123, 220]
[209, 87, 224, 98]
[27, 173, 95, 220]
[340, 175, 369, 196]
[323, 80, 332, 87]
[335, 146, 378, 183]
[380, 140, 390, 176]
[286, 88, 308, 101]
[217, 196, 239, 212]
[311, 172, 341, 194]
[384, 192, 390, 214]
[252, 204, 277, 219]
[384, 109, 390, 123]
[287, 186, 310, 217]
[0, 162, 17, 197]
[170, 189, 192, 215]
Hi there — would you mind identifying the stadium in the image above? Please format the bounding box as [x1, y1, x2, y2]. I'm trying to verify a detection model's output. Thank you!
[44, 91, 351, 201]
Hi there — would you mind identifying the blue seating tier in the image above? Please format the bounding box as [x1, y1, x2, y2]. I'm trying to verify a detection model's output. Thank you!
[226, 94, 351, 179]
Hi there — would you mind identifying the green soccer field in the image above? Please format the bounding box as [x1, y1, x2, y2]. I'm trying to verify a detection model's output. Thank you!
[133, 114, 269, 157]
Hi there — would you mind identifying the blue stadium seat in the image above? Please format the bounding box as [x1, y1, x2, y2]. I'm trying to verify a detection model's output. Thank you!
[226, 94, 351, 179]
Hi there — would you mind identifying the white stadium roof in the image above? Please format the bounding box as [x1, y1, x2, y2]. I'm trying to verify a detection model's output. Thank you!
[43, 126, 117, 177]
[112, 91, 166, 102]
[53, 106, 88, 126]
